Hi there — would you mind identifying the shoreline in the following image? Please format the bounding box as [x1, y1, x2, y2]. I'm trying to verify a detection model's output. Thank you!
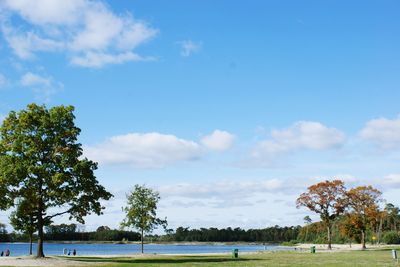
[1, 246, 400, 267]
[0, 241, 278, 245]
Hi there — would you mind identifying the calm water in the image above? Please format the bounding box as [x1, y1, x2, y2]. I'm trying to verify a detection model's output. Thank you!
[0, 243, 292, 256]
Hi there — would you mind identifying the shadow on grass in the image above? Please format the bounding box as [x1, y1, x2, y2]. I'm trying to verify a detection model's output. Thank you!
[69, 255, 261, 265]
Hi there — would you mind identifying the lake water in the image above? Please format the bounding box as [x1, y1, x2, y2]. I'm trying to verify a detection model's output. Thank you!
[0, 243, 293, 256]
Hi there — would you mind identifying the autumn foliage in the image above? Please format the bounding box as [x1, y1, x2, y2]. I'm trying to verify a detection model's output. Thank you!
[297, 180, 383, 250]
[346, 186, 382, 249]
[296, 180, 347, 249]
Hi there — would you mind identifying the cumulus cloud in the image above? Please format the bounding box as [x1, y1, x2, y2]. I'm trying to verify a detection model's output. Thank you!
[84, 132, 202, 168]
[159, 179, 289, 199]
[201, 130, 235, 152]
[250, 121, 345, 165]
[157, 179, 302, 209]
[20, 72, 63, 101]
[360, 117, 400, 149]
[0, 0, 157, 67]
[1, 25, 64, 59]
[84, 129, 235, 168]
[70, 51, 148, 68]
[178, 40, 202, 57]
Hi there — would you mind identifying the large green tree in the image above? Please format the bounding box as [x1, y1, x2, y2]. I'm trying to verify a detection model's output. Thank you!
[121, 184, 167, 253]
[0, 104, 113, 257]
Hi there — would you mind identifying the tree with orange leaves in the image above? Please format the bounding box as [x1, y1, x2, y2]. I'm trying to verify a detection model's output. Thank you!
[346, 186, 382, 250]
[296, 180, 347, 249]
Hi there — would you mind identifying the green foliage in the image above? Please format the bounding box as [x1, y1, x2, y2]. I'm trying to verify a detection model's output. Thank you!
[169, 225, 300, 243]
[9, 198, 37, 236]
[43, 223, 141, 241]
[0, 103, 113, 256]
[0, 222, 8, 242]
[281, 240, 299, 246]
[121, 184, 167, 234]
[121, 184, 167, 253]
[382, 231, 400, 244]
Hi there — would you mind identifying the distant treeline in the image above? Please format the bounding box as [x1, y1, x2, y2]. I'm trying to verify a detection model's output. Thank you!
[2, 218, 399, 244]
[0, 223, 141, 242]
[0, 223, 300, 243]
[156, 226, 301, 243]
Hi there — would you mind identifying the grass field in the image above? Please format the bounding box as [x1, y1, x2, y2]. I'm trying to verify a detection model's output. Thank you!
[69, 249, 400, 267]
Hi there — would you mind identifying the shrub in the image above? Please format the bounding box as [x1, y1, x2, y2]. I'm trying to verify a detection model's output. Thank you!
[383, 231, 400, 244]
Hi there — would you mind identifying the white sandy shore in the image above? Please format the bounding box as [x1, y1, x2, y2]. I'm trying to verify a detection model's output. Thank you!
[0, 256, 96, 266]
[294, 243, 400, 252]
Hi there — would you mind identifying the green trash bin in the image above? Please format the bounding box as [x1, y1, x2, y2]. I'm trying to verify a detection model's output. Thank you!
[232, 249, 239, 258]
[310, 246, 316, 254]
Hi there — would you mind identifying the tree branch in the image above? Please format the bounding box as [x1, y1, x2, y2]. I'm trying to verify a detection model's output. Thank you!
[45, 209, 73, 220]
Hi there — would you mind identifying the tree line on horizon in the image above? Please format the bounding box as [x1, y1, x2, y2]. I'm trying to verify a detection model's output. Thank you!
[0, 223, 301, 244]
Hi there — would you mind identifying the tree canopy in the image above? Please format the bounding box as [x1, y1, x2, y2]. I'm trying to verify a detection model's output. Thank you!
[346, 185, 382, 249]
[121, 184, 167, 253]
[296, 180, 347, 249]
[0, 103, 113, 257]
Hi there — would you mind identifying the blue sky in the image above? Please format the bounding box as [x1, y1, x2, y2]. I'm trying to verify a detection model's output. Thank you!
[0, 0, 400, 231]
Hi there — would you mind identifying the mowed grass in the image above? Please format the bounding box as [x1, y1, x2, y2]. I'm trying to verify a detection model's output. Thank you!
[69, 249, 400, 267]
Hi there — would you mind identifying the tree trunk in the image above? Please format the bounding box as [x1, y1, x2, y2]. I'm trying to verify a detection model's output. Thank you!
[378, 216, 383, 244]
[37, 211, 45, 257]
[141, 228, 144, 254]
[327, 226, 332, 250]
[361, 230, 366, 250]
[29, 234, 33, 255]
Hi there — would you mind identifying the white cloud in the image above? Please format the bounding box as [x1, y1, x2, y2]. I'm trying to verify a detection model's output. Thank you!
[20, 72, 63, 101]
[84, 129, 235, 168]
[1, 0, 157, 67]
[251, 121, 345, 163]
[84, 132, 202, 168]
[1, 25, 64, 59]
[70, 51, 147, 68]
[380, 174, 400, 189]
[157, 179, 302, 209]
[21, 72, 51, 87]
[201, 130, 235, 152]
[178, 40, 202, 57]
[2, 0, 85, 25]
[360, 116, 400, 149]
[159, 179, 288, 199]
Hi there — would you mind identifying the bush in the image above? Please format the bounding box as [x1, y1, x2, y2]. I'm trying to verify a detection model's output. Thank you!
[383, 231, 400, 244]
[281, 240, 298, 246]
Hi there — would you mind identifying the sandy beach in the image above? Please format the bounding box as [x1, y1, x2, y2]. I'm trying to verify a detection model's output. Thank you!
[295, 243, 400, 252]
[0, 256, 96, 266]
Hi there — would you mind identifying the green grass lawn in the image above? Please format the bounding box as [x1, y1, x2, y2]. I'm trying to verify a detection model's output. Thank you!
[68, 249, 400, 267]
